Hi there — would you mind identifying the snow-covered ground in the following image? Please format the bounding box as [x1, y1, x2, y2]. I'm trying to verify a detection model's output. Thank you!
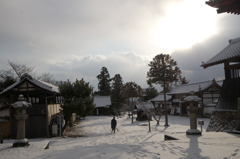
[1, 115, 240, 159]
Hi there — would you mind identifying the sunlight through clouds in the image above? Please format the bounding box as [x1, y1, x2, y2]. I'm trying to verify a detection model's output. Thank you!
[152, 0, 219, 53]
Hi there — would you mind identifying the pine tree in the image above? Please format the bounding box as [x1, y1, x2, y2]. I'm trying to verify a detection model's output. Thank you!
[145, 85, 158, 101]
[59, 79, 95, 131]
[96, 67, 111, 96]
[147, 53, 181, 127]
[111, 74, 124, 115]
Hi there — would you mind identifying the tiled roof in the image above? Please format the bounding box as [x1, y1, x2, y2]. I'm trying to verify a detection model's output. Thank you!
[39, 80, 59, 93]
[168, 79, 222, 95]
[135, 102, 154, 110]
[0, 74, 59, 95]
[94, 96, 111, 108]
[201, 37, 240, 68]
[150, 94, 172, 102]
[206, 0, 240, 14]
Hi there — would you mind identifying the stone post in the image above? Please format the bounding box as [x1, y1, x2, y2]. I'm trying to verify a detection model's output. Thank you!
[184, 91, 201, 135]
[15, 109, 28, 140]
[12, 94, 31, 147]
[188, 102, 198, 130]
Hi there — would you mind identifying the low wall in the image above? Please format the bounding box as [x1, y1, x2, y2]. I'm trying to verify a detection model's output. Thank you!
[207, 110, 238, 132]
[0, 121, 10, 138]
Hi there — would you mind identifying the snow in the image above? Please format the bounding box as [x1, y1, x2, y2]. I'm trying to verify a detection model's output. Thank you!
[1, 115, 240, 159]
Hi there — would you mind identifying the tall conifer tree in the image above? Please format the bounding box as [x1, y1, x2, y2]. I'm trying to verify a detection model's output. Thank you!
[147, 53, 181, 127]
[111, 74, 124, 115]
[96, 67, 111, 96]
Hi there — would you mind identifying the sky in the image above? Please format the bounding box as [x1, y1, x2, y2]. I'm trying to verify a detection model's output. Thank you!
[0, 0, 239, 91]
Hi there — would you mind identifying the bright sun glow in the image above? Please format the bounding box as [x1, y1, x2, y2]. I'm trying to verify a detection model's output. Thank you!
[152, 0, 218, 53]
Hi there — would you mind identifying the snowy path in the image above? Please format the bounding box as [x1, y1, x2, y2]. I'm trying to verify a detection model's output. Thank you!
[1, 115, 240, 159]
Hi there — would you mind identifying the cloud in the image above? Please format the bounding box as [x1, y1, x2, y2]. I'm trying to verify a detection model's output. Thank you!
[0, 0, 239, 92]
[45, 52, 151, 90]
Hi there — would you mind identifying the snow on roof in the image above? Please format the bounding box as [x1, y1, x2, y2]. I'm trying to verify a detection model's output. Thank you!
[135, 102, 154, 110]
[94, 96, 111, 108]
[150, 94, 172, 102]
[168, 79, 222, 95]
[0, 74, 59, 94]
[201, 37, 240, 68]
[39, 80, 59, 93]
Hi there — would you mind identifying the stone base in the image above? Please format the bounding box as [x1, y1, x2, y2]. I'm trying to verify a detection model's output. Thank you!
[186, 129, 201, 135]
[13, 139, 29, 147]
[207, 110, 238, 132]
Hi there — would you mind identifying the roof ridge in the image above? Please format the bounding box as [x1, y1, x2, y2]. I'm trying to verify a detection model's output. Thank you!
[229, 37, 240, 44]
[176, 80, 213, 86]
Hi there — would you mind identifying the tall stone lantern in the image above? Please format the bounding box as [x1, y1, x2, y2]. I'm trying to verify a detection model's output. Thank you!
[12, 94, 32, 147]
[184, 91, 201, 135]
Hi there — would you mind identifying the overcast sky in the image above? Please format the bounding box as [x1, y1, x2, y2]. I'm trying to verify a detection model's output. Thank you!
[0, 0, 239, 91]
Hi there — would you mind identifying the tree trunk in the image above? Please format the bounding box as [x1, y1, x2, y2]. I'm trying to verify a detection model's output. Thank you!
[164, 80, 169, 127]
[131, 97, 134, 124]
[62, 119, 70, 134]
[148, 119, 151, 132]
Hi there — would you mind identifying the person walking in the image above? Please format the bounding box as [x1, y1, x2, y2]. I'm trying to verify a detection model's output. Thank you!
[111, 117, 117, 133]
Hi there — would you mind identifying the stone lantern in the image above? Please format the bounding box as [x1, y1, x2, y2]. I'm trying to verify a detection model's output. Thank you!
[184, 91, 201, 135]
[12, 94, 32, 147]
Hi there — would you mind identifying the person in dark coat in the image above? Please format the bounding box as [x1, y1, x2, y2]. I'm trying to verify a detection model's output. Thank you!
[111, 117, 117, 133]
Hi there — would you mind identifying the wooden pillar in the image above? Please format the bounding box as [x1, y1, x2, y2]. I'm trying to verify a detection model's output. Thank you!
[45, 92, 49, 138]
[236, 98, 240, 131]
[224, 62, 230, 79]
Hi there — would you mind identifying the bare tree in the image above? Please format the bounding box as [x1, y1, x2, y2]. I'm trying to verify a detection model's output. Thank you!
[152, 103, 165, 125]
[138, 102, 153, 132]
[140, 101, 163, 127]
[37, 72, 57, 85]
[8, 60, 35, 79]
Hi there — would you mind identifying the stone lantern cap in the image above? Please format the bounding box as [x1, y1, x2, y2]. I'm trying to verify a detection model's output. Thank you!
[184, 91, 201, 102]
[12, 94, 32, 109]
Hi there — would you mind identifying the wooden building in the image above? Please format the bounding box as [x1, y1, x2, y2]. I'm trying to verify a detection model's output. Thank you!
[150, 94, 172, 114]
[93, 96, 111, 115]
[0, 74, 62, 138]
[202, 37, 240, 131]
[135, 102, 154, 121]
[168, 79, 222, 117]
[202, 37, 240, 110]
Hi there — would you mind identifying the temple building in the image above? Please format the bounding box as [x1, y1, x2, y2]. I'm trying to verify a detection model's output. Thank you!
[201, 37, 240, 132]
[0, 74, 63, 138]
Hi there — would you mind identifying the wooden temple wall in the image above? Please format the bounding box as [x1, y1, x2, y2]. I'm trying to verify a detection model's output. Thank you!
[217, 78, 240, 110]
[47, 104, 61, 125]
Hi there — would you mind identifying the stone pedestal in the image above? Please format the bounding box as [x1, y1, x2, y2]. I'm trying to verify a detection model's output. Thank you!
[184, 91, 201, 135]
[13, 114, 29, 147]
[186, 106, 201, 135]
[13, 112, 29, 147]
[12, 94, 31, 147]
